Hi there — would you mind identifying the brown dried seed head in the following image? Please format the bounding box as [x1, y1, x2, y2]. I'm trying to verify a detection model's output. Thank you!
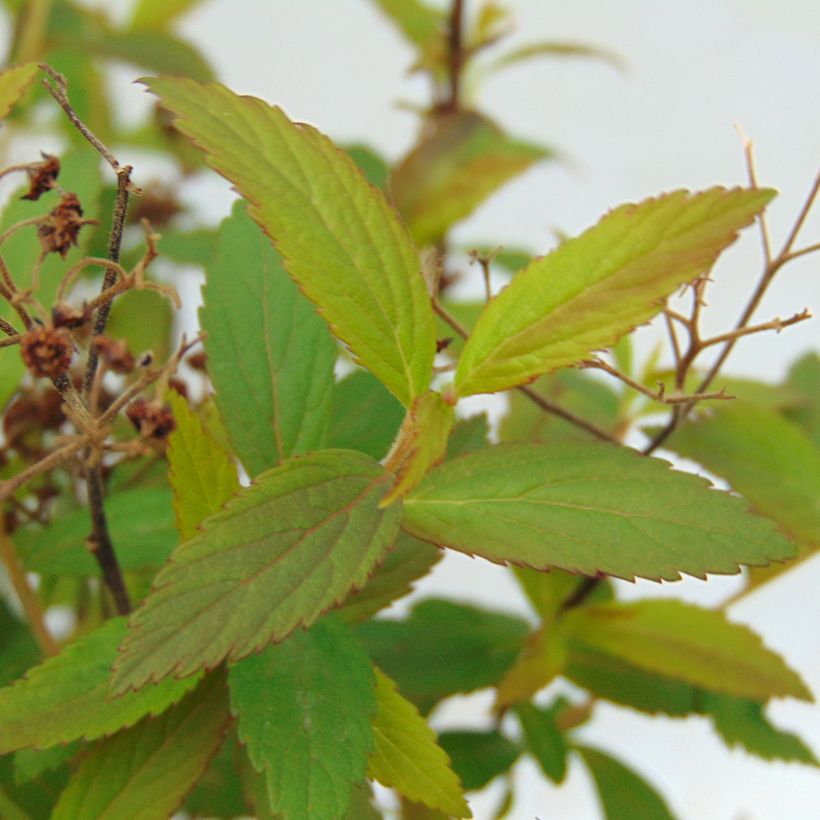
[93, 335, 135, 374]
[20, 154, 60, 202]
[186, 350, 207, 372]
[20, 326, 73, 379]
[37, 192, 94, 258]
[126, 398, 175, 440]
[129, 182, 182, 227]
[52, 302, 90, 329]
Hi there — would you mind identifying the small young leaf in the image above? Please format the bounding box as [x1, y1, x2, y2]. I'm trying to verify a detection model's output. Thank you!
[402, 442, 796, 581]
[229, 616, 375, 820]
[664, 403, 820, 547]
[488, 41, 624, 75]
[0, 618, 200, 754]
[562, 600, 812, 702]
[369, 668, 470, 817]
[382, 390, 455, 506]
[576, 745, 676, 820]
[340, 532, 441, 623]
[15, 487, 176, 576]
[51, 670, 230, 820]
[167, 390, 240, 541]
[700, 692, 819, 766]
[328, 370, 406, 461]
[111, 450, 401, 693]
[130, 0, 204, 30]
[144, 76, 436, 408]
[437, 731, 522, 791]
[0, 63, 38, 120]
[455, 187, 775, 397]
[202, 202, 336, 475]
[370, 0, 445, 48]
[391, 110, 550, 247]
[356, 600, 529, 713]
[515, 701, 569, 784]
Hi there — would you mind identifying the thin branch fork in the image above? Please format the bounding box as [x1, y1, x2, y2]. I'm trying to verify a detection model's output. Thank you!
[579, 358, 734, 405]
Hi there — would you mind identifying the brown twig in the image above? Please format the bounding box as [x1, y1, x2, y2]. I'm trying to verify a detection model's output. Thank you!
[444, 0, 465, 111]
[432, 299, 618, 443]
[698, 309, 811, 349]
[0, 317, 18, 336]
[0, 524, 59, 656]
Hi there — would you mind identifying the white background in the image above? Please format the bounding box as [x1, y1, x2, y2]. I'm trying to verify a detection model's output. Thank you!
[73, 1, 820, 818]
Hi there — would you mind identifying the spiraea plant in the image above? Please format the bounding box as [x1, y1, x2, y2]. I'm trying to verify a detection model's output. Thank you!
[0, 2, 817, 818]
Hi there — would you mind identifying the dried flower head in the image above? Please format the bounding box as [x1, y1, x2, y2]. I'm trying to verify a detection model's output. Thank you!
[37, 192, 96, 258]
[129, 181, 182, 227]
[186, 350, 207, 372]
[21, 153, 60, 201]
[126, 398, 175, 440]
[93, 335, 135, 374]
[52, 302, 90, 329]
[20, 326, 73, 379]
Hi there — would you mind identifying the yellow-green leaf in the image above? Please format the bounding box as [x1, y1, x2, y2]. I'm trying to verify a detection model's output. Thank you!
[562, 600, 812, 702]
[391, 110, 550, 246]
[144, 76, 436, 408]
[455, 187, 775, 397]
[166, 391, 240, 541]
[369, 668, 471, 818]
[0, 63, 38, 120]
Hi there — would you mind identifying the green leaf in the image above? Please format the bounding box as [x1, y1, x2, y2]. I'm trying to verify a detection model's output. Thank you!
[446, 414, 490, 459]
[562, 600, 812, 702]
[0, 618, 200, 754]
[183, 732, 252, 818]
[229, 616, 375, 820]
[13, 743, 79, 786]
[784, 352, 820, 448]
[575, 745, 676, 820]
[382, 390, 455, 506]
[438, 731, 521, 791]
[145, 76, 436, 408]
[664, 403, 820, 546]
[356, 600, 529, 713]
[455, 187, 775, 396]
[369, 668, 470, 817]
[515, 701, 569, 784]
[52, 670, 230, 820]
[0, 63, 37, 119]
[166, 390, 240, 541]
[345, 144, 389, 191]
[130, 0, 204, 29]
[370, 0, 444, 48]
[155, 227, 217, 267]
[391, 110, 550, 247]
[0, 601, 40, 687]
[328, 370, 405, 461]
[107, 287, 173, 363]
[202, 201, 336, 475]
[402, 441, 796, 581]
[340, 532, 441, 623]
[111, 449, 401, 693]
[488, 41, 625, 75]
[14, 487, 176, 576]
[495, 624, 566, 708]
[700, 692, 819, 766]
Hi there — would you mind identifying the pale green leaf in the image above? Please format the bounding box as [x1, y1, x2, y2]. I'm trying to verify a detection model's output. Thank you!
[664, 403, 820, 546]
[202, 201, 336, 475]
[382, 390, 455, 506]
[370, 0, 444, 48]
[576, 745, 676, 820]
[14, 487, 176, 576]
[515, 701, 569, 784]
[495, 624, 566, 708]
[438, 731, 521, 792]
[446, 414, 490, 459]
[391, 110, 550, 247]
[345, 144, 389, 191]
[229, 616, 375, 820]
[0, 618, 200, 754]
[488, 41, 625, 75]
[0, 63, 37, 119]
[784, 352, 820, 448]
[369, 668, 470, 817]
[700, 692, 819, 766]
[107, 287, 173, 363]
[166, 391, 240, 541]
[144, 76, 436, 407]
[402, 442, 796, 581]
[328, 370, 405, 461]
[52, 671, 229, 820]
[111, 450, 401, 693]
[455, 187, 775, 396]
[340, 532, 441, 623]
[356, 600, 529, 713]
[562, 600, 812, 702]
